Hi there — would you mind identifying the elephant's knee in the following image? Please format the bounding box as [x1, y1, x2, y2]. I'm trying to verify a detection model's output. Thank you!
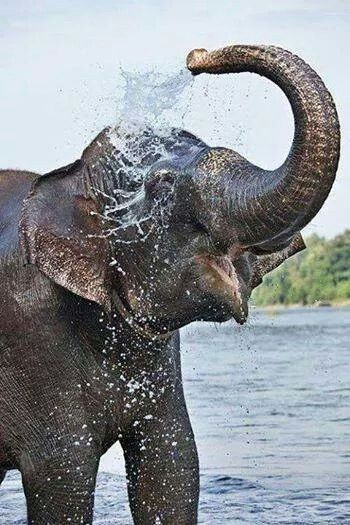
[20, 447, 98, 489]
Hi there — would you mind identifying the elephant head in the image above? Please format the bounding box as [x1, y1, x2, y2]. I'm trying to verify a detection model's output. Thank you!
[20, 45, 340, 337]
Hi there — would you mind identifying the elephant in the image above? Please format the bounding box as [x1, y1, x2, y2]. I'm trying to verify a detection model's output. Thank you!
[0, 43, 340, 524]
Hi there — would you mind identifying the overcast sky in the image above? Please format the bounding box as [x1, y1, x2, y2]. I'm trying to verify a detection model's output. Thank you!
[0, 0, 348, 239]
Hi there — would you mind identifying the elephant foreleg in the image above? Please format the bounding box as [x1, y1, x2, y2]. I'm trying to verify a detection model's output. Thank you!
[121, 408, 199, 525]
[20, 451, 99, 525]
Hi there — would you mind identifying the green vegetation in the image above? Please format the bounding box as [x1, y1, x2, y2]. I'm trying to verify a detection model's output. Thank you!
[252, 230, 350, 306]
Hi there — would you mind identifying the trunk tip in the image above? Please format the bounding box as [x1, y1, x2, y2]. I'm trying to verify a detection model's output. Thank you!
[186, 48, 209, 75]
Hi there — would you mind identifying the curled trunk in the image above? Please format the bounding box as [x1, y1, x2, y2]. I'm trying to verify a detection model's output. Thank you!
[187, 45, 340, 248]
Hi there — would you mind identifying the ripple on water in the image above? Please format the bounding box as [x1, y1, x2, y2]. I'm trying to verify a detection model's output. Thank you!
[1, 470, 349, 524]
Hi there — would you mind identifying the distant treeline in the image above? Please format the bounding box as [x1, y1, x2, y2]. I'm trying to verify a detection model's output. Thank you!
[252, 230, 350, 306]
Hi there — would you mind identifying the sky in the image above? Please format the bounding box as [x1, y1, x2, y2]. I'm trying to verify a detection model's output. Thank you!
[0, 0, 348, 239]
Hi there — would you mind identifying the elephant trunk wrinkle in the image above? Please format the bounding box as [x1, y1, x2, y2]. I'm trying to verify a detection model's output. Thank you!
[187, 44, 340, 248]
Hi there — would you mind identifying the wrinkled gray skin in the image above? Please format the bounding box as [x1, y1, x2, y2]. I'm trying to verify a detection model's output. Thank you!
[0, 44, 340, 524]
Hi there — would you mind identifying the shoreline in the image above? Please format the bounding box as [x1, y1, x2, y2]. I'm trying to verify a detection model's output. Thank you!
[252, 301, 350, 311]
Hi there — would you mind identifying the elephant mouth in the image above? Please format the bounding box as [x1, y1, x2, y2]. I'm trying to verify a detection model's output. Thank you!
[194, 254, 248, 324]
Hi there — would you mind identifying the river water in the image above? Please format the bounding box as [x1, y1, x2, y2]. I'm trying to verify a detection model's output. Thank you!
[1, 307, 349, 524]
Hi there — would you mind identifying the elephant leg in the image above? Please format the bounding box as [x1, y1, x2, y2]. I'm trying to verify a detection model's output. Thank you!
[121, 409, 199, 525]
[20, 451, 99, 525]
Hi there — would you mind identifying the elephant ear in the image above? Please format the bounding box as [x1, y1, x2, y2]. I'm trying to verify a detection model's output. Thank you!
[251, 233, 306, 287]
[20, 160, 112, 310]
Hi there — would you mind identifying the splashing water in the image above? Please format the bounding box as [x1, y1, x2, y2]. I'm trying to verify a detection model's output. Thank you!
[117, 68, 193, 132]
[98, 68, 194, 243]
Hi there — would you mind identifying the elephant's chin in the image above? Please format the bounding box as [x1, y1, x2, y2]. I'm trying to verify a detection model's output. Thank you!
[194, 254, 249, 325]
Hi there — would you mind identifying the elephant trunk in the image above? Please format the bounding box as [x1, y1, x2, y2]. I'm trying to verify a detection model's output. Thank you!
[187, 45, 340, 249]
